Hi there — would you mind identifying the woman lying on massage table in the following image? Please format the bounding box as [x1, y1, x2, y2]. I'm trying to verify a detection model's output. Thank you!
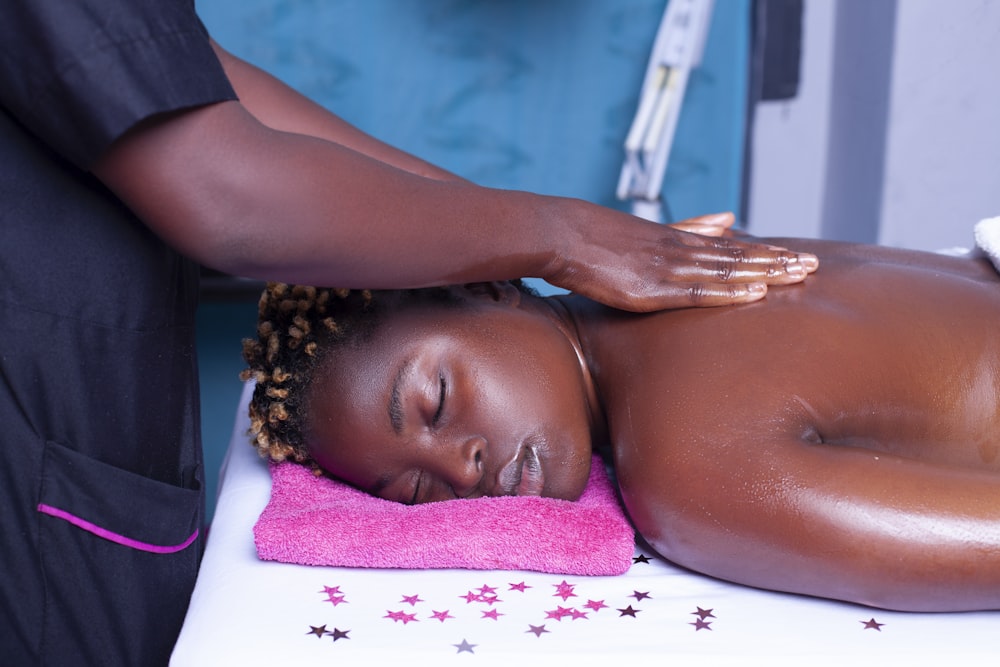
[241, 216, 1000, 613]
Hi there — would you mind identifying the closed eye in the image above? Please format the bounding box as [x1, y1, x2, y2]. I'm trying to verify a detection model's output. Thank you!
[432, 375, 446, 426]
[410, 471, 423, 505]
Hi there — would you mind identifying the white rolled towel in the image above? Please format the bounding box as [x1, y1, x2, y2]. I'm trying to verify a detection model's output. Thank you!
[974, 216, 1000, 273]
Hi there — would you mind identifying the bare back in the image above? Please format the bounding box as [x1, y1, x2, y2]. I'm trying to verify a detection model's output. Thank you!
[572, 240, 1000, 611]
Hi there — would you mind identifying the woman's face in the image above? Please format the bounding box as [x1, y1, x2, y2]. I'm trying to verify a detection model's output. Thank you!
[304, 295, 594, 504]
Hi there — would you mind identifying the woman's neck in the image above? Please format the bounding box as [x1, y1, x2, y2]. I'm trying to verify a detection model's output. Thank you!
[541, 295, 609, 446]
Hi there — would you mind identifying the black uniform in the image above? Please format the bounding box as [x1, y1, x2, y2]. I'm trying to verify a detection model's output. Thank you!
[1, 1, 236, 664]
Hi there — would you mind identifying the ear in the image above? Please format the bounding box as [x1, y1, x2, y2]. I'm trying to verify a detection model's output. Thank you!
[460, 281, 522, 306]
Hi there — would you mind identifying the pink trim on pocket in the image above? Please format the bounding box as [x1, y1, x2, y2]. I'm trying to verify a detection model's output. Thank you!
[37, 503, 199, 554]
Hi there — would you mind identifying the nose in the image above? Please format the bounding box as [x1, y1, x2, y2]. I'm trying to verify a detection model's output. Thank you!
[436, 434, 486, 499]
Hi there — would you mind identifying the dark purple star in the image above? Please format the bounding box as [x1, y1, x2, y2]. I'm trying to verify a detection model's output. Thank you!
[328, 627, 350, 641]
[306, 624, 327, 638]
[691, 607, 715, 620]
[861, 618, 885, 631]
[454, 639, 476, 654]
[690, 618, 713, 631]
[527, 624, 549, 637]
[617, 605, 640, 618]
[569, 608, 589, 620]
[631, 590, 651, 601]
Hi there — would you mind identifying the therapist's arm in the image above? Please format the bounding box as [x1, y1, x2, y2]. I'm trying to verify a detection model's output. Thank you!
[91, 46, 816, 311]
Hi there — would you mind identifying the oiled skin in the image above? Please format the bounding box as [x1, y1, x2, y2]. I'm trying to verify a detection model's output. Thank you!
[571, 239, 1000, 611]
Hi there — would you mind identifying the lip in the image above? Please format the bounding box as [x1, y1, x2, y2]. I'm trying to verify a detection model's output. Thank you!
[497, 443, 545, 496]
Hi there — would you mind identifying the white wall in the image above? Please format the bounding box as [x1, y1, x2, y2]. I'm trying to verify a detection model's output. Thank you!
[747, 0, 1000, 251]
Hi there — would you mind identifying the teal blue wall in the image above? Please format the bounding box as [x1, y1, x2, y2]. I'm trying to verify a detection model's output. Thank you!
[197, 0, 749, 217]
[195, 0, 750, 520]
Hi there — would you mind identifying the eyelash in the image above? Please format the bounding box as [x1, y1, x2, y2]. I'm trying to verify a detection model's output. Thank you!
[411, 376, 445, 505]
[432, 375, 446, 426]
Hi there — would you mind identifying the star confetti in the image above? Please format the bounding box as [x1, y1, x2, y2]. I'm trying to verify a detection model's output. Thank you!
[453, 639, 476, 654]
[633, 554, 652, 564]
[617, 605, 640, 618]
[481, 608, 504, 620]
[553, 580, 577, 601]
[545, 606, 575, 621]
[584, 599, 608, 612]
[478, 584, 498, 595]
[430, 610, 455, 622]
[568, 608, 589, 620]
[328, 628, 350, 641]
[307, 625, 327, 638]
[861, 618, 885, 631]
[692, 607, 715, 620]
[400, 594, 424, 606]
[631, 590, 651, 601]
[690, 618, 713, 631]
[319, 585, 347, 606]
[384, 610, 418, 624]
[508, 581, 531, 592]
[527, 624, 550, 637]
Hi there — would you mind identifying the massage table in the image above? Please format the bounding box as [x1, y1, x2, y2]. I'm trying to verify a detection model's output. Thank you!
[171, 381, 1000, 666]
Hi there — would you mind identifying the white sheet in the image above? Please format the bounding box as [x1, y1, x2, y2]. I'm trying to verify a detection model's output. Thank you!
[172, 382, 1000, 666]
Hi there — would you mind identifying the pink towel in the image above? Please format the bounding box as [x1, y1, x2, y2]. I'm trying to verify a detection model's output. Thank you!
[253, 455, 634, 575]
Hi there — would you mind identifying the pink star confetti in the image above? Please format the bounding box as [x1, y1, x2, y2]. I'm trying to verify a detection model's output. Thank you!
[553, 580, 577, 601]
[400, 594, 424, 606]
[478, 584, 498, 595]
[584, 599, 608, 612]
[508, 581, 531, 592]
[430, 610, 455, 623]
[545, 606, 575, 621]
[384, 610, 418, 624]
[527, 624, 549, 637]
[481, 608, 504, 620]
[568, 608, 589, 620]
[319, 585, 347, 605]
[459, 591, 481, 603]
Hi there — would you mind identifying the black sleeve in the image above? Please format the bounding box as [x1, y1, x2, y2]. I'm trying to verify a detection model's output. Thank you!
[0, 0, 237, 169]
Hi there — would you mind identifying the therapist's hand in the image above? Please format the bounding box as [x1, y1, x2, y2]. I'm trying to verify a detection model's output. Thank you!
[542, 206, 817, 312]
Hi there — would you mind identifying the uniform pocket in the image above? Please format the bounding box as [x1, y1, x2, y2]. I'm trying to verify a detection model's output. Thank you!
[38, 440, 201, 552]
[36, 440, 203, 665]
